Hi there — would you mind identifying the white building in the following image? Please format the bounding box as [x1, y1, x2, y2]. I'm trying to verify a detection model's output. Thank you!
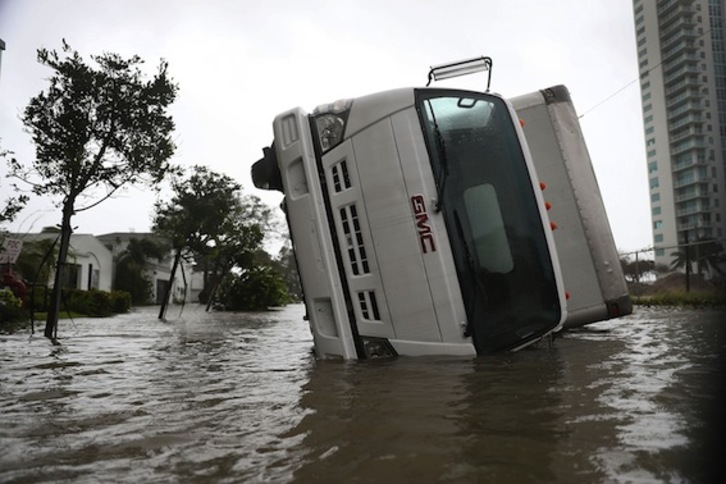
[18, 232, 113, 291]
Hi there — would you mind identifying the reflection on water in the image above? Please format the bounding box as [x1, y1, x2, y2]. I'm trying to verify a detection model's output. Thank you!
[1, 305, 724, 482]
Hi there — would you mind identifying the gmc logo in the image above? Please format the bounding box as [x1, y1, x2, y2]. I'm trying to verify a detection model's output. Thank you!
[411, 194, 437, 254]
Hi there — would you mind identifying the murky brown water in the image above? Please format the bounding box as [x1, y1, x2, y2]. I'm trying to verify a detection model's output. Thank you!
[1, 304, 724, 483]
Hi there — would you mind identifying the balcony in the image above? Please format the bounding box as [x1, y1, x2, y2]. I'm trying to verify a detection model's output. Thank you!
[678, 220, 712, 231]
[660, 16, 697, 39]
[675, 189, 708, 202]
[658, 0, 695, 17]
[667, 102, 702, 122]
[665, 63, 701, 85]
[668, 113, 702, 131]
[659, 4, 695, 27]
[671, 155, 706, 171]
[673, 172, 710, 188]
[662, 40, 698, 63]
[665, 75, 700, 97]
[671, 139, 706, 156]
[661, 29, 698, 53]
[666, 89, 702, 108]
[675, 203, 711, 217]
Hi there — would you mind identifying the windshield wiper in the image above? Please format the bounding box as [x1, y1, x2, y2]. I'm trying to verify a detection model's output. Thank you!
[425, 100, 450, 213]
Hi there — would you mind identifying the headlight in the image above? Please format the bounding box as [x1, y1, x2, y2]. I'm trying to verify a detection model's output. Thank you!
[312, 98, 353, 153]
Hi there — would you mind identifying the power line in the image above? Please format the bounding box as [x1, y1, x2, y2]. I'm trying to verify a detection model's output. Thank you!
[579, 17, 720, 119]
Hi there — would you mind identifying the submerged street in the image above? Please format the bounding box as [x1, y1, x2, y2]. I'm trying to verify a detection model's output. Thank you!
[1, 305, 724, 483]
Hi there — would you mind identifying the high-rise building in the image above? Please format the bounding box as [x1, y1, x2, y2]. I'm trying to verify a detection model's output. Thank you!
[634, 0, 726, 270]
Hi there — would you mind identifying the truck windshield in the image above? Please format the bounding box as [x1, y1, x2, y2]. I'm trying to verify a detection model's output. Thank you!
[416, 90, 561, 354]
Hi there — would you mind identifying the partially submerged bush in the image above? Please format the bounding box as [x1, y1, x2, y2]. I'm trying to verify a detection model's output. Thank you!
[214, 267, 289, 311]
[0, 288, 25, 324]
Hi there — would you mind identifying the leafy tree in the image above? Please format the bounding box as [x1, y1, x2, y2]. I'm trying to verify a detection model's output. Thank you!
[619, 254, 655, 284]
[275, 241, 303, 302]
[153, 165, 275, 312]
[0, 144, 28, 228]
[7, 41, 178, 339]
[114, 237, 167, 305]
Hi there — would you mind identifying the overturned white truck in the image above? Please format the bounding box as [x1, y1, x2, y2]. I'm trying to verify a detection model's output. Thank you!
[252, 57, 629, 359]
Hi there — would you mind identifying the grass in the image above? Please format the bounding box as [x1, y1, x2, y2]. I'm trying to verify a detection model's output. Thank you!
[31, 311, 91, 320]
[632, 290, 726, 307]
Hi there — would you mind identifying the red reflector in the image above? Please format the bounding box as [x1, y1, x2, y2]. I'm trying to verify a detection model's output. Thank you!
[540, 181, 547, 191]
[550, 221, 558, 230]
[565, 291, 570, 300]
[545, 201, 552, 210]
[519, 118, 525, 127]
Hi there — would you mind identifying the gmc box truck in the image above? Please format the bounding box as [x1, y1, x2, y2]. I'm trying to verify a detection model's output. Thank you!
[252, 57, 568, 359]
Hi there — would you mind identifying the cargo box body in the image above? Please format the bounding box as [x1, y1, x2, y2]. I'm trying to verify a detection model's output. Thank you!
[254, 87, 567, 359]
[510, 85, 632, 328]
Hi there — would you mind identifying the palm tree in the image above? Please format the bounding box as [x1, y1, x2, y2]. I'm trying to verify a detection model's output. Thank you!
[693, 238, 726, 278]
[671, 237, 726, 280]
[115, 237, 167, 305]
[14, 237, 60, 287]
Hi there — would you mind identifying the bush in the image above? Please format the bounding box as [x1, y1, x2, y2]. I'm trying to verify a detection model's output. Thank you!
[110, 290, 131, 313]
[214, 266, 289, 311]
[0, 288, 26, 325]
[51, 287, 131, 317]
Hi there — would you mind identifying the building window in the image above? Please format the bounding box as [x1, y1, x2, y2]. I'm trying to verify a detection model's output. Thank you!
[654, 234, 664, 243]
[648, 161, 658, 173]
[654, 220, 663, 229]
[650, 177, 659, 189]
[647, 149, 657, 158]
[652, 206, 661, 215]
[651, 192, 660, 202]
[655, 248, 665, 256]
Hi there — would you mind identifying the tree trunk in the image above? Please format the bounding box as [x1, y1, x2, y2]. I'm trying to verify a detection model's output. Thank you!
[158, 247, 182, 320]
[45, 204, 73, 340]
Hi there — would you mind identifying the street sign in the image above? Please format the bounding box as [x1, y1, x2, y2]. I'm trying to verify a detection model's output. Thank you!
[0, 238, 23, 264]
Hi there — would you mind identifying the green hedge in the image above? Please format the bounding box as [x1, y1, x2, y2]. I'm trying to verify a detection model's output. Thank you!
[29, 288, 132, 317]
[632, 290, 726, 307]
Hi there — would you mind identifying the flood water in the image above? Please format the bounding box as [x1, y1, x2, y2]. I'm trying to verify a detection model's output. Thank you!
[1, 304, 724, 483]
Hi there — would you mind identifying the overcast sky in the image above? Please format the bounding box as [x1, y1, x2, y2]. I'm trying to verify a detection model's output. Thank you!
[0, 0, 649, 253]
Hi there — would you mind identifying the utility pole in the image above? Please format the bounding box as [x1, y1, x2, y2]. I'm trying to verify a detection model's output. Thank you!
[685, 231, 691, 293]
[0, 38, 5, 81]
